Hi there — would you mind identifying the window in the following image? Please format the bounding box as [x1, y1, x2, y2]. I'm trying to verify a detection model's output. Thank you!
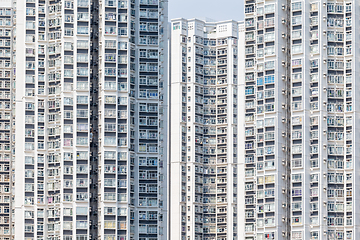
[76, 207, 87, 215]
[77, 67, 89, 76]
[77, 151, 88, 160]
[76, 235, 88, 240]
[104, 193, 116, 201]
[245, 86, 254, 95]
[292, 44, 302, 54]
[77, 0, 89, 7]
[292, 189, 302, 197]
[76, 137, 88, 146]
[264, 4, 275, 13]
[105, 0, 115, 6]
[77, 96, 89, 104]
[105, 96, 116, 104]
[104, 137, 116, 146]
[264, 75, 274, 84]
[77, 12, 89, 21]
[106, 12, 117, 21]
[76, 221, 88, 229]
[77, 54, 88, 62]
[292, 16, 302, 25]
[64, 208, 73, 216]
[119, 27, 127, 36]
[104, 207, 116, 215]
[105, 26, 116, 35]
[292, 231, 303, 239]
[76, 193, 88, 201]
[24, 224, 34, 232]
[292, 2, 302, 11]
[264, 46, 275, 56]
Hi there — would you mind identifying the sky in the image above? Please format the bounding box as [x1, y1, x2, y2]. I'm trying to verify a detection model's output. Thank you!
[169, 0, 244, 22]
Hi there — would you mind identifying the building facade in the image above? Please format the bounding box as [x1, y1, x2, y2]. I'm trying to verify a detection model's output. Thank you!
[241, 0, 291, 239]
[0, 0, 15, 239]
[241, 0, 360, 240]
[170, 18, 241, 240]
[288, 1, 359, 239]
[14, 0, 168, 239]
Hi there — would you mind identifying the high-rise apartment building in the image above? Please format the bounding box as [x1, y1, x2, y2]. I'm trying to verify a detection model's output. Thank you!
[14, 0, 168, 239]
[289, 1, 357, 239]
[241, 0, 359, 240]
[10, 0, 360, 239]
[240, 0, 291, 239]
[170, 18, 242, 240]
[0, 0, 15, 239]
